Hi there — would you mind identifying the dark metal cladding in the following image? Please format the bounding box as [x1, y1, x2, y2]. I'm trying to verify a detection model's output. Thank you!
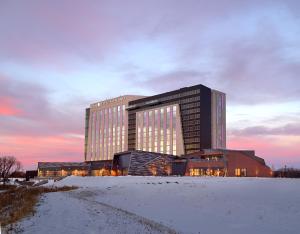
[127, 84, 212, 154]
[199, 86, 212, 149]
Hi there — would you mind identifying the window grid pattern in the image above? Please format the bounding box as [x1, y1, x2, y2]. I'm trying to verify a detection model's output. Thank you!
[87, 104, 126, 161]
[136, 105, 178, 155]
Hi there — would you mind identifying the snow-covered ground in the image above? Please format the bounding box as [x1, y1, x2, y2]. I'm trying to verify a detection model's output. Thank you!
[18, 176, 300, 234]
[0, 177, 25, 185]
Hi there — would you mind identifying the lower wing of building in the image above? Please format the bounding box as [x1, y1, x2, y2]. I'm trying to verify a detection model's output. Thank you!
[37, 149, 272, 178]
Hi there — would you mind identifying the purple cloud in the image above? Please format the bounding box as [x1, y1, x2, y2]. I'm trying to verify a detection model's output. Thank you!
[0, 0, 299, 169]
[229, 123, 300, 137]
[0, 74, 85, 137]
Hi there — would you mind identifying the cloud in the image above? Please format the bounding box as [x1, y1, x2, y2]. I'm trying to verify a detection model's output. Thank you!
[117, 1, 300, 105]
[0, 74, 86, 136]
[0, 75, 49, 119]
[1, 0, 300, 168]
[0, 1, 292, 67]
[127, 70, 210, 93]
[1, 1, 299, 106]
[0, 74, 87, 168]
[215, 28, 300, 104]
[228, 120, 300, 167]
[0, 96, 22, 116]
[229, 123, 300, 137]
[227, 135, 300, 168]
[0, 135, 83, 169]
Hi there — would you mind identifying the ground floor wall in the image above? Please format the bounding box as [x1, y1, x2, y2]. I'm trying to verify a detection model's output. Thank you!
[38, 161, 113, 178]
[37, 150, 273, 178]
[185, 160, 226, 176]
[225, 151, 272, 177]
[185, 150, 272, 177]
[38, 169, 88, 178]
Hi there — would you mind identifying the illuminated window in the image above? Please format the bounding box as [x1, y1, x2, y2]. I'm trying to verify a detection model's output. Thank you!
[160, 108, 164, 153]
[189, 168, 200, 176]
[172, 105, 177, 155]
[135, 105, 179, 155]
[137, 113, 142, 150]
[235, 168, 241, 177]
[149, 111, 153, 151]
[166, 107, 171, 154]
[154, 109, 159, 152]
[121, 126, 125, 151]
[143, 112, 147, 151]
[91, 112, 95, 155]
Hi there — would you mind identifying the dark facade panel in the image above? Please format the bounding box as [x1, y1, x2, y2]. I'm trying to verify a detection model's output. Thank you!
[171, 161, 187, 176]
[199, 85, 212, 150]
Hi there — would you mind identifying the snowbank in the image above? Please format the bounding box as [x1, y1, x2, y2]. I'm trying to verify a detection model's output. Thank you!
[21, 176, 300, 234]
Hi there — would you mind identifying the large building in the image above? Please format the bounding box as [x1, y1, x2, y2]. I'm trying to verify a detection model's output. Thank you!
[38, 85, 272, 177]
[37, 84, 272, 178]
[85, 84, 226, 161]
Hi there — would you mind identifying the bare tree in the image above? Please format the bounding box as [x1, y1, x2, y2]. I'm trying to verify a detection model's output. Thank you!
[0, 156, 21, 185]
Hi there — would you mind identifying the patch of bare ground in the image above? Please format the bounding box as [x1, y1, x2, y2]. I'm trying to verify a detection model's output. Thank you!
[0, 184, 17, 190]
[0, 185, 77, 230]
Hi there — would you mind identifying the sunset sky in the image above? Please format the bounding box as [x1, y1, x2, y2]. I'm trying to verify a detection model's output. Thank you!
[0, 0, 299, 170]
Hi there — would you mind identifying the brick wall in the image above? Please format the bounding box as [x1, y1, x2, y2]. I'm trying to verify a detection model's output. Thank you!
[225, 151, 272, 177]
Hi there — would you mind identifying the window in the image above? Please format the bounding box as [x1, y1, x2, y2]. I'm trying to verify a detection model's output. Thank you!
[160, 108, 164, 153]
[137, 113, 142, 150]
[189, 168, 200, 176]
[172, 105, 177, 155]
[154, 109, 158, 152]
[241, 168, 247, 177]
[136, 105, 179, 155]
[166, 107, 171, 154]
[235, 168, 241, 177]
[148, 111, 153, 151]
[143, 112, 147, 151]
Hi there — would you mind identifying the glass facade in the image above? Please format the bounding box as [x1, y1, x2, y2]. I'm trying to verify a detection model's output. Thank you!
[87, 104, 126, 160]
[136, 105, 178, 155]
[86, 96, 144, 161]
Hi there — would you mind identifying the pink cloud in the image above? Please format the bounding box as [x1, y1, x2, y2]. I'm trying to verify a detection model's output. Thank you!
[0, 135, 83, 170]
[227, 135, 300, 168]
[0, 75, 86, 169]
[0, 1, 299, 171]
[0, 97, 22, 116]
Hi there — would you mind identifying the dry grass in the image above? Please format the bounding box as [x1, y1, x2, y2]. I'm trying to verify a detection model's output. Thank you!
[0, 185, 77, 226]
[0, 184, 16, 190]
